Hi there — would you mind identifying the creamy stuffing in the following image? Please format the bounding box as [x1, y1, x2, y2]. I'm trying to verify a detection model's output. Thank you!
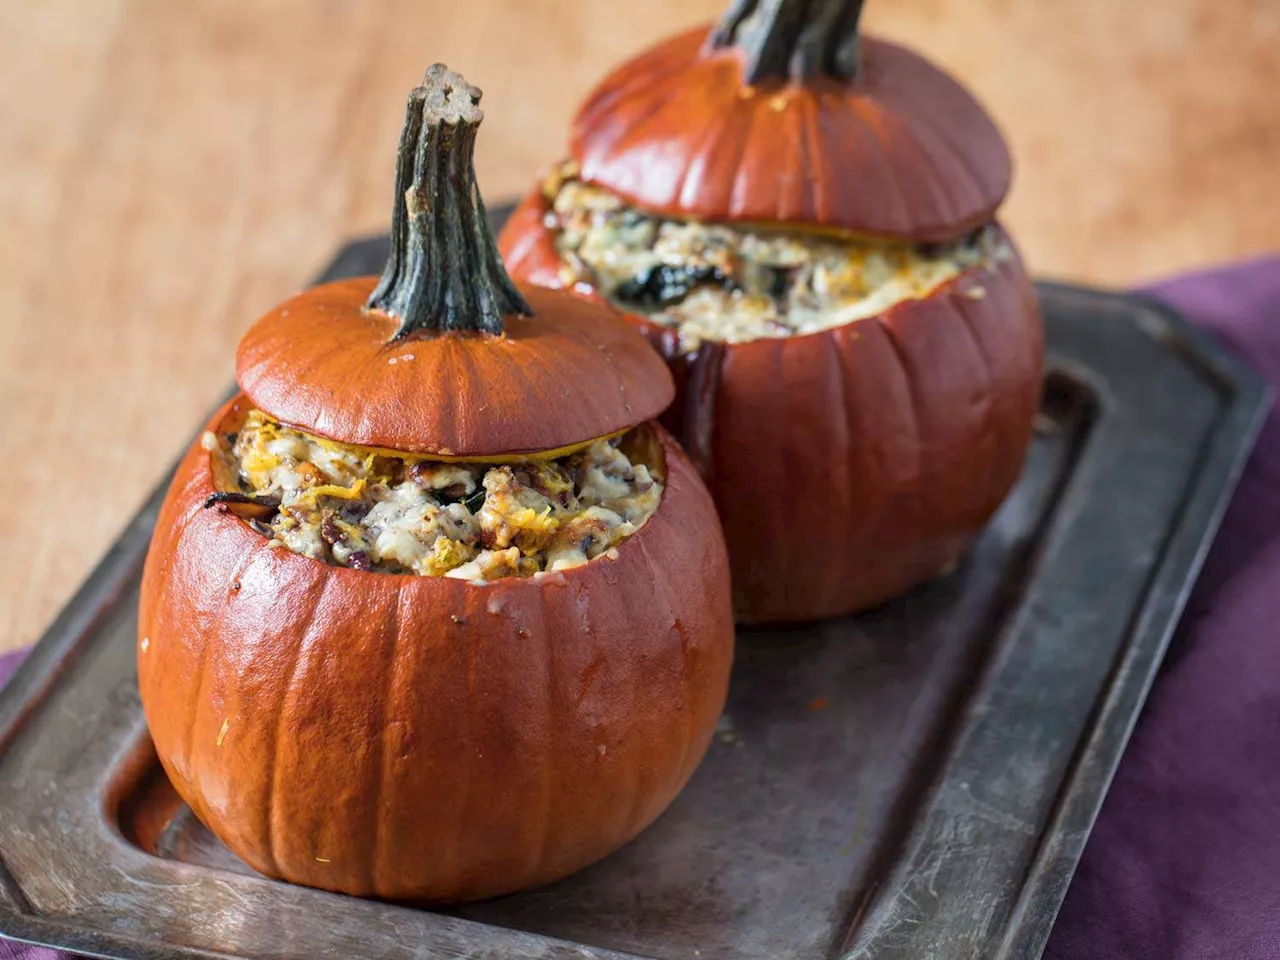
[204, 410, 662, 581]
[543, 163, 1011, 351]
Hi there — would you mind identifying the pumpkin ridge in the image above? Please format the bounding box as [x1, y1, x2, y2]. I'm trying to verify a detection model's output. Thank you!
[960, 253, 1043, 504]
[800, 93, 832, 221]
[141, 451, 222, 798]
[449, 587, 480, 887]
[364, 581, 407, 896]
[778, 91, 815, 223]
[140, 458, 214, 746]
[831, 325, 883, 534]
[264, 568, 335, 878]
[443, 343, 478, 452]
[858, 101, 953, 236]
[732, 89, 786, 221]
[727, 81, 770, 219]
[521, 322, 595, 395]
[901, 113, 989, 226]
[876, 110, 976, 231]
[823, 331, 855, 606]
[584, 578, 651, 847]
[681, 85, 753, 216]
[535, 583, 592, 859]
[489, 330, 582, 439]
[671, 87, 735, 211]
[524, 315, 636, 434]
[883, 50, 1012, 207]
[764, 343, 798, 602]
[680, 342, 727, 480]
[585, 317, 640, 421]
[875, 312, 926, 535]
[670, 453, 731, 777]
[178, 536, 261, 801]
[950, 285, 1001, 519]
[897, 98, 995, 222]
[727, 92, 769, 216]
[817, 323, 910, 612]
[833, 97, 912, 235]
[524, 590, 557, 884]
[320, 337, 375, 442]
[631, 519, 696, 814]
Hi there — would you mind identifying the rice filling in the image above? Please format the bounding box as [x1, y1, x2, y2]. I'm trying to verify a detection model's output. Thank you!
[205, 410, 662, 581]
[542, 162, 1012, 350]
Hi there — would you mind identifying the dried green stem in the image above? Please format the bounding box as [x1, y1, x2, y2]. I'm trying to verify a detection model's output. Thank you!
[366, 63, 531, 338]
[707, 0, 867, 84]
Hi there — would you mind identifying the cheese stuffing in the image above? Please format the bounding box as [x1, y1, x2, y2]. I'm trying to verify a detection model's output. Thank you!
[205, 411, 662, 581]
[542, 162, 1011, 351]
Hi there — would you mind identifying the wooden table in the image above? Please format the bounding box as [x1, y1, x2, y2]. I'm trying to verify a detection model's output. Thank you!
[1, 0, 1277, 654]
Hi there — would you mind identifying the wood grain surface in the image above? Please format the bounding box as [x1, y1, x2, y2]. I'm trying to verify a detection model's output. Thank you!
[1, 0, 1277, 653]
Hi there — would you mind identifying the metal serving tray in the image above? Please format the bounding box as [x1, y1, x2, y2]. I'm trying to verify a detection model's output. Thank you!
[0, 220, 1268, 960]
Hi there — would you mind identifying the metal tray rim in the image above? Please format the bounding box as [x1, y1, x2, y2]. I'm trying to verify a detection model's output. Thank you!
[988, 283, 1270, 957]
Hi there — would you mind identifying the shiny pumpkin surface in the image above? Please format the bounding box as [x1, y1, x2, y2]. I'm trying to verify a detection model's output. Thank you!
[237, 279, 674, 458]
[141, 66, 734, 902]
[569, 25, 1012, 243]
[138, 397, 734, 900]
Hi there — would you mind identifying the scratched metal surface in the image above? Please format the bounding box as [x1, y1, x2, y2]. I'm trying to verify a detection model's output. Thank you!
[0, 220, 1268, 960]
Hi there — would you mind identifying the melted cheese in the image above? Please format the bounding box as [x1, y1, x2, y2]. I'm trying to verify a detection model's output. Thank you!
[544, 164, 1011, 352]
[210, 411, 661, 581]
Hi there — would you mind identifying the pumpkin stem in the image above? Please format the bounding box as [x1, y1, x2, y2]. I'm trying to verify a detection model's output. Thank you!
[366, 64, 531, 338]
[707, 0, 867, 84]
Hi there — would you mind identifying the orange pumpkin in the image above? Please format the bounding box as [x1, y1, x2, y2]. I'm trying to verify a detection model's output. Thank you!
[500, 0, 1044, 623]
[138, 65, 734, 902]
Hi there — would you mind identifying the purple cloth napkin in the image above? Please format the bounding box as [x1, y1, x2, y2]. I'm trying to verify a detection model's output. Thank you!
[2, 256, 1279, 959]
[1046, 255, 1280, 960]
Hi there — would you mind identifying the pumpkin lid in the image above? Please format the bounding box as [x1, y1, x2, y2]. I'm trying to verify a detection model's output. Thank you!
[568, 0, 1012, 242]
[237, 65, 674, 458]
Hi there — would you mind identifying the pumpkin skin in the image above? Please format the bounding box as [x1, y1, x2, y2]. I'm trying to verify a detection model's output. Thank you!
[500, 189, 1043, 623]
[568, 24, 1012, 243]
[138, 397, 733, 901]
[237, 278, 674, 457]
